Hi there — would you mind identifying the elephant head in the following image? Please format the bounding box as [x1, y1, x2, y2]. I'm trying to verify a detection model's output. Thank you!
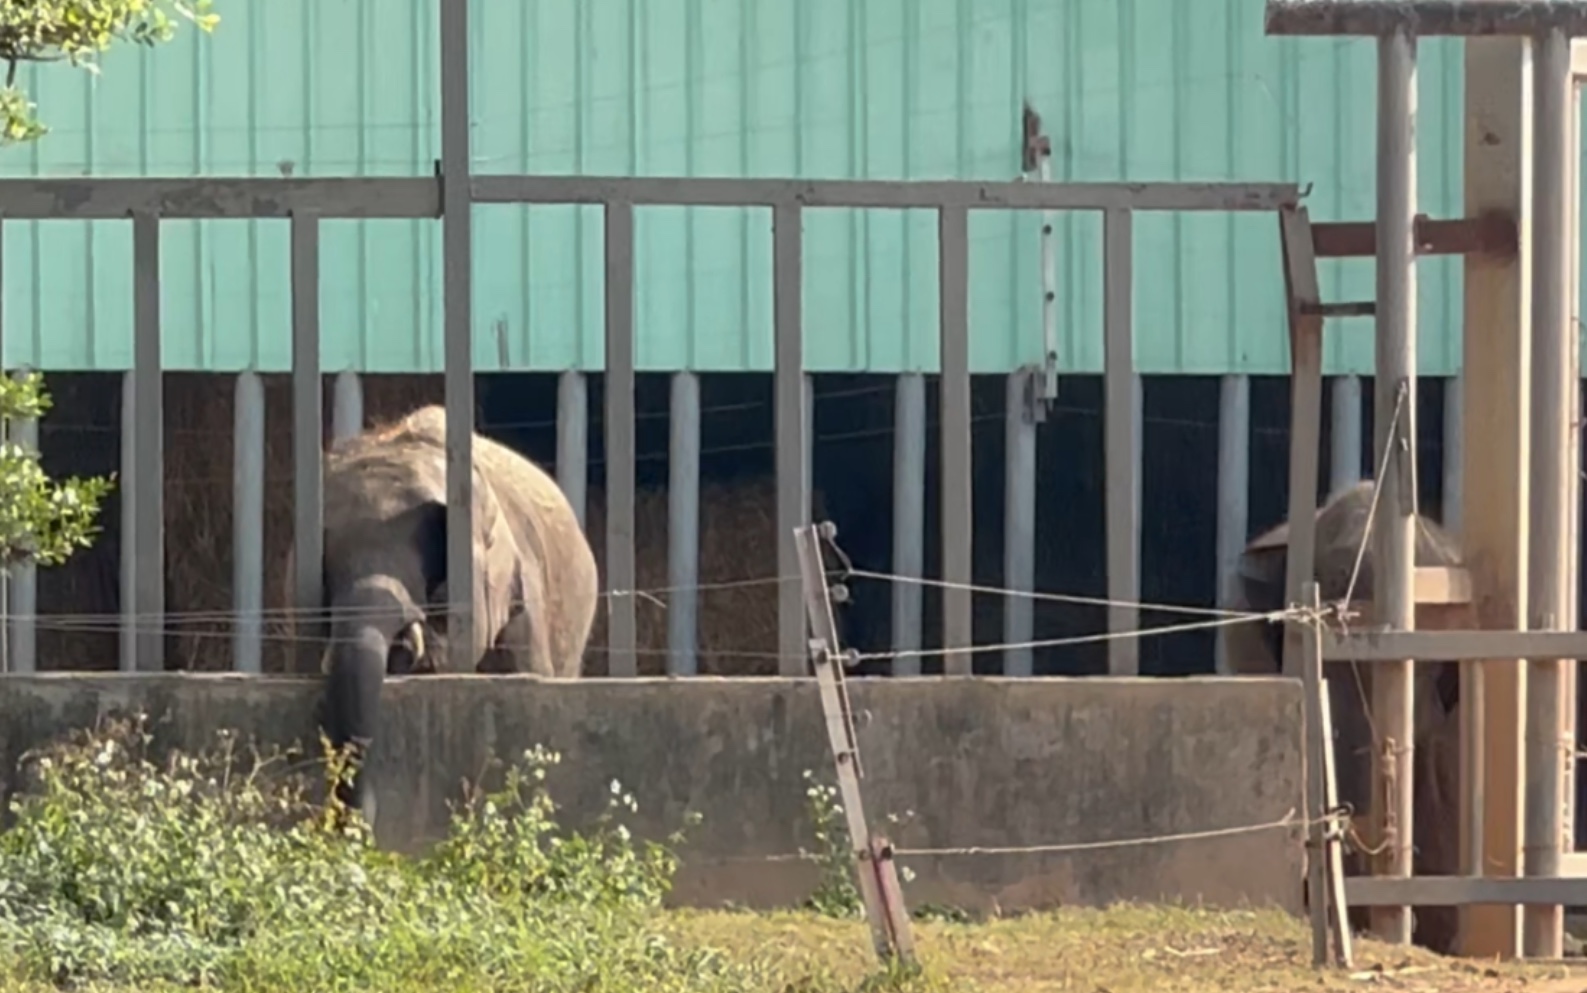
[1224, 479, 1467, 952]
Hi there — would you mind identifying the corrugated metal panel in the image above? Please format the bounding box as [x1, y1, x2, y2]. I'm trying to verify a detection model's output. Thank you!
[0, 0, 1526, 375]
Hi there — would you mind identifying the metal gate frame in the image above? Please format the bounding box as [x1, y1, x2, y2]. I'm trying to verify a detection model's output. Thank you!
[1267, 0, 1587, 960]
[0, 0, 1302, 682]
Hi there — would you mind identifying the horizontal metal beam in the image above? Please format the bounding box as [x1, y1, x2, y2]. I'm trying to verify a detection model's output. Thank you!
[1322, 629, 1587, 663]
[0, 176, 1304, 220]
[0, 177, 441, 220]
[472, 176, 1302, 212]
[1310, 214, 1517, 259]
[1345, 875, 1587, 907]
[1267, 0, 1587, 37]
[1301, 301, 1376, 318]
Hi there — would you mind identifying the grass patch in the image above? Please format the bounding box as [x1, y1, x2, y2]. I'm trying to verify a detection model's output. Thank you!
[0, 715, 1581, 993]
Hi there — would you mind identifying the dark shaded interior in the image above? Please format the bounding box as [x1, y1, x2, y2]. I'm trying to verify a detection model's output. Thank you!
[24, 370, 1587, 849]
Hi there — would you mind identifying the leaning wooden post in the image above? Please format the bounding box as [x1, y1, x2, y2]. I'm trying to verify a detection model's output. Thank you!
[1300, 580, 1355, 969]
[793, 521, 916, 966]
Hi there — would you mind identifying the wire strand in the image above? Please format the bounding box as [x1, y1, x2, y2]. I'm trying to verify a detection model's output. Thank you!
[850, 609, 1291, 664]
[724, 806, 1330, 863]
[844, 568, 1264, 620]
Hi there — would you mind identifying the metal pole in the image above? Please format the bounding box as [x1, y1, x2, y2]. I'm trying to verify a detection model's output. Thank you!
[118, 370, 136, 672]
[1103, 209, 1139, 675]
[131, 213, 164, 673]
[1369, 24, 1419, 945]
[774, 203, 809, 677]
[232, 370, 265, 674]
[890, 372, 925, 675]
[1331, 374, 1363, 494]
[290, 212, 323, 676]
[557, 370, 588, 527]
[938, 206, 973, 676]
[1523, 24, 1572, 960]
[1003, 368, 1038, 677]
[440, 0, 477, 672]
[1215, 373, 1250, 675]
[331, 370, 363, 442]
[667, 370, 701, 676]
[604, 202, 637, 677]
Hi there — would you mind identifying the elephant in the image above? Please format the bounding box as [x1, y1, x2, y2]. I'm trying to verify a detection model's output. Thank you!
[313, 404, 600, 823]
[1222, 479, 1465, 953]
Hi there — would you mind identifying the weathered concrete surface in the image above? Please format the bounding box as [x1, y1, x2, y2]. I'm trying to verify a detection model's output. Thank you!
[0, 674, 1305, 916]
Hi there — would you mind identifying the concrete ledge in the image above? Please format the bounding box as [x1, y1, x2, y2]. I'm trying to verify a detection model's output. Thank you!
[0, 673, 1306, 916]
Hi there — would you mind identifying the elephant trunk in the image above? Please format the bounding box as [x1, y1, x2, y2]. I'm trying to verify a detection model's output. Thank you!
[324, 621, 394, 821]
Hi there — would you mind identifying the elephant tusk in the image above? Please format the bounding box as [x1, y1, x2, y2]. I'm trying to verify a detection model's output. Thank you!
[402, 619, 427, 668]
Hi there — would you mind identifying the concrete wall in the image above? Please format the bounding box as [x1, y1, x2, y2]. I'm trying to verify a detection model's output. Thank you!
[0, 674, 1307, 916]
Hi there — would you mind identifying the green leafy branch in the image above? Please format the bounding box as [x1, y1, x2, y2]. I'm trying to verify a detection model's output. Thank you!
[0, 0, 220, 142]
[0, 371, 112, 569]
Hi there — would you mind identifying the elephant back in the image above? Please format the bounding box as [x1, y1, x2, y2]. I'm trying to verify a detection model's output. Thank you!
[387, 405, 598, 677]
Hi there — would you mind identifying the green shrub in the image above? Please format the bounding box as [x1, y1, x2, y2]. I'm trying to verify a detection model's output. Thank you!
[0, 713, 762, 992]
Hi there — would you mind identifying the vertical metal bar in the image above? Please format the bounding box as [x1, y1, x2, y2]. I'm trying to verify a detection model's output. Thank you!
[1566, 75, 1583, 858]
[7, 369, 36, 674]
[890, 372, 926, 675]
[1370, 25, 1418, 945]
[557, 370, 588, 527]
[118, 370, 136, 672]
[440, 0, 476, 672]
[1278, 206, 1324, 680]
[1215, 373, 1250, 675]
[131, 213, 164, 672]
[1103, 208, 1138, 676]
[331, 370, 363, 443]
[1003, 368, 1038, 677]
[233, 370, 265, 674]
[1524, 24, 1572, 960]
[667, 370, 700, 676]
[938, 206, 972, 676]
[604, 201, 637, 677]
[291, 212, 323, 675]
[1331, 374, 1363, 494]
[774, 202, 809, 677]
[1037, 154, 1060, 400]
[1443, 375, 1464, 533]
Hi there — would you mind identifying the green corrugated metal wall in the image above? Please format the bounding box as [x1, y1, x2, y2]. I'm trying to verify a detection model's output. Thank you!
[0, 0, 1554, 375]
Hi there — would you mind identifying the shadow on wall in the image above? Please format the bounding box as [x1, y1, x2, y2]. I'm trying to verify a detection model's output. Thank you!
[17, 369, 1472, 680]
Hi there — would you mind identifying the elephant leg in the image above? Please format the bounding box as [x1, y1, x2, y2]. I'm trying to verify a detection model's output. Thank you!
[1413, 700, 1462, 953]
[489, 606, 553, 675]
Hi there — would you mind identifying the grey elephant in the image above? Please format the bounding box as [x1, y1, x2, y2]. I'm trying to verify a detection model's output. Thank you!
[1223, 479, 1464, 952]
[311, 404, 600, 822]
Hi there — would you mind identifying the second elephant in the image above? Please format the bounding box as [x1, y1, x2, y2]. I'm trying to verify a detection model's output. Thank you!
[1224, 479, 1465, 953]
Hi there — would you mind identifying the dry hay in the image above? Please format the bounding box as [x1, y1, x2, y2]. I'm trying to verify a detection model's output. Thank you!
[580, 477, 815, 678]
[31, 372, 808, 678]
[27, 373, 442, 673]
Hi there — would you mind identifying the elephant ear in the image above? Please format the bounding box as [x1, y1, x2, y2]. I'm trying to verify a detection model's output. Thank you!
[472, 474, 526, 659]
[412, 465, 525, 667]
